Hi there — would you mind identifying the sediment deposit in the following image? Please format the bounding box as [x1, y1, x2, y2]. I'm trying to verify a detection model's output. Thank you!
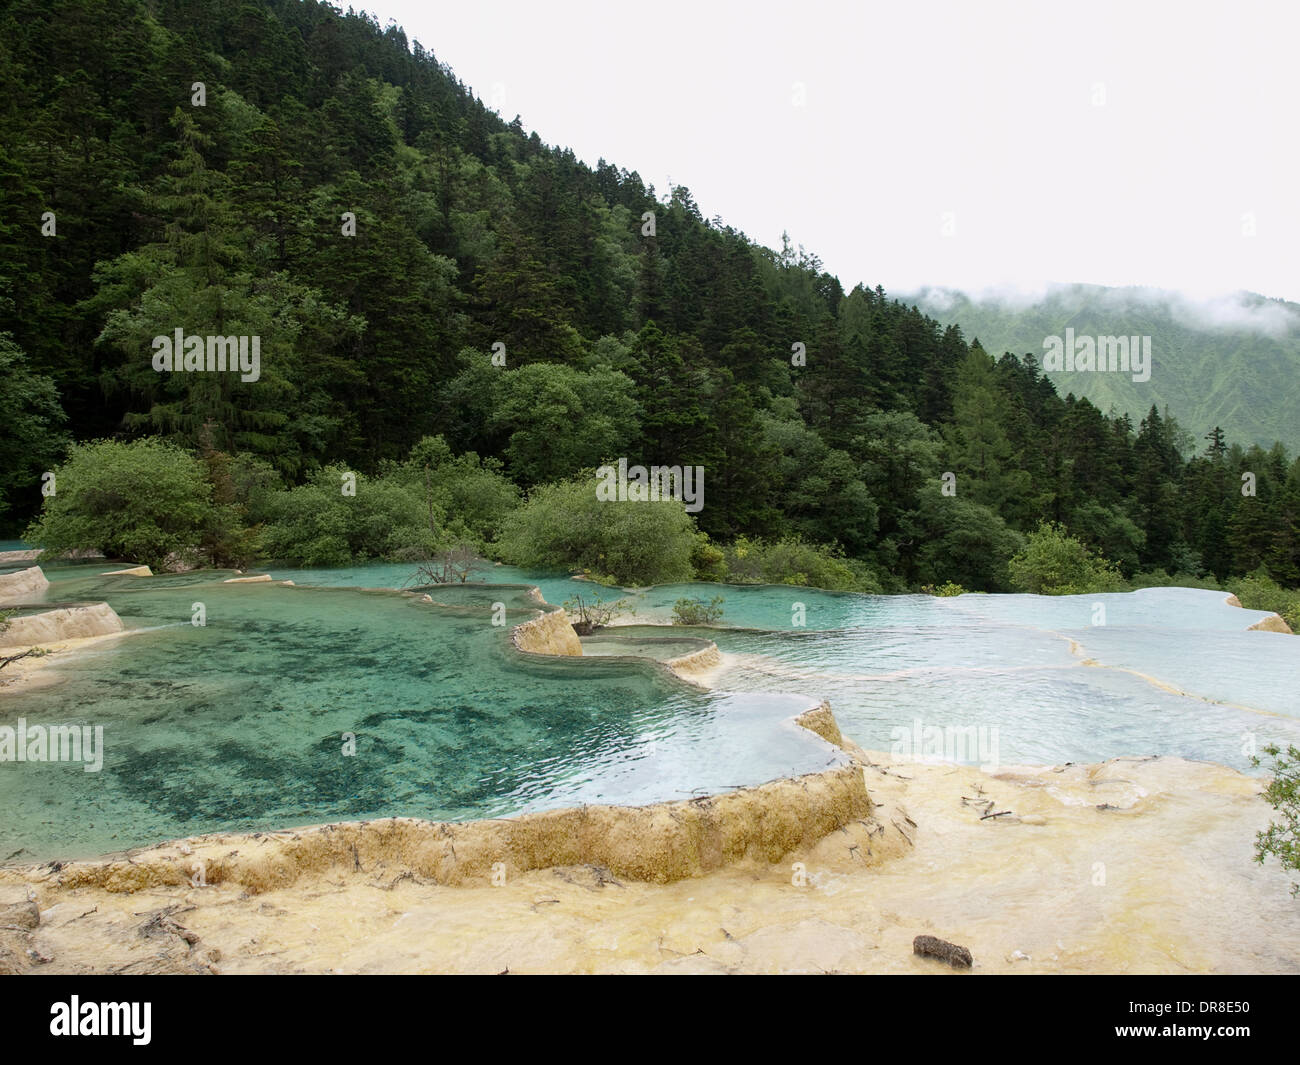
[0, 566, 49, 605]
[511, 607, 584, 656]
[0, 603, 125, 646]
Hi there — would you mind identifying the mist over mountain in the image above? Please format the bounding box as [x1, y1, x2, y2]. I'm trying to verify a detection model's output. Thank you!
[908, 283, 1300, 453]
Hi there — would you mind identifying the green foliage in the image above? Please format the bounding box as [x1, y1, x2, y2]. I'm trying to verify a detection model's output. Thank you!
[490, 363, 639, 486]
[0, 335, 69, 532]
[393, 435, 521, 550]
[1228, 569, 1300, 631]
[922, 581, 967, 597]
[258, 466, 442, 567]
[689, 533, 727, 581]
[2, 0, 1297, 591]
[23, 439, 215, 570]
[496, 475, 697, 585]
[1126, 568, 1222, 590]
[718, 536, 875, 592]
[917, 283, 1300, 456]
[943, 347, 1031, 515]
[911, 495, 1024, 592]
[196, 425, 263, 568]
[1007, 521, 1125, 595]
[1252, 743, 1300, 896]
[671, 595, 725, 626]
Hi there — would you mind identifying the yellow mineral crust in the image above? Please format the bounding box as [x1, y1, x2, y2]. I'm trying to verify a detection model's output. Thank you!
[510, 606, 584, 656]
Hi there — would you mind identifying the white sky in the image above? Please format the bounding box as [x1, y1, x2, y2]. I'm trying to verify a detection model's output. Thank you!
[366, 0, 1300, 303]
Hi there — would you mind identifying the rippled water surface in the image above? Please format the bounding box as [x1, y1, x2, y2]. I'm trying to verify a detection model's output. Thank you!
[2, 559, 1297, 861]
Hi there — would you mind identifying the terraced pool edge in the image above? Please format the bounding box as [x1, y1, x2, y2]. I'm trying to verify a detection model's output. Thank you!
[0, 700, 868, 893]
[0, 582, 871, 888]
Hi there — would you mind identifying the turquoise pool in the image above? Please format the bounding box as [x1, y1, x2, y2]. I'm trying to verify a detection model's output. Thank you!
[2, 560, 1297, 863]
[0, 567, 839, 862]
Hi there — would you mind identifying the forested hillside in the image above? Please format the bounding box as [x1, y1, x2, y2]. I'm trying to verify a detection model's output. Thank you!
[911, 284, 1300, 454]
[3, 0, 1298, 594]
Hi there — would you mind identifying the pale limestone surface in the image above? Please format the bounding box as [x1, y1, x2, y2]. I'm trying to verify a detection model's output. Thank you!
[0, 603, 124, 646]
[511, 607, 583, 656]
[0, 566, 49, 605]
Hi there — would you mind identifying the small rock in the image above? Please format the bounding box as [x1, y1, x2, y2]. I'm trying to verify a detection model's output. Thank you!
[913, 934, 973, 968]
[1007, 949, 1031, 962]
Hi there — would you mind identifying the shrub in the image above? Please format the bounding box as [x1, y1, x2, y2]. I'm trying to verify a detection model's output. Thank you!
[921, 581, 966, 597]
[413, 543, 484, 584]
[671, 595, 725, 626]
[259, 466, 442, 566]
[1228, 569, 1300, 631]
[689, 534, 726, 581]
[718, 536, 873, 592]
[1126, 568, 1222, 591]
[1253, 742, 1300, 896]
[1007, 521, 1125, 595]
[496, 474, 697, 585]
[23, 438, 215, 570]
[393, 436, 521, 550]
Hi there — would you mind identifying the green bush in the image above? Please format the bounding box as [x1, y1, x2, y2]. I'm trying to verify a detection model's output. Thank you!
[1007, 521, 1125, 595]
[921, 581, 966, 597]
[259, 466, 443, 566]
[911, 495, 1024, 592]
[390, 436, 521, 550]
[671, 595, 725, 625]
[495, 474, 697, 585]
[689, 534, 726, 581]
[1253, 743, 1300, 896]
[719, 536, 877, 592]
[1228, 569, 1300, 630]
[23, 438, 216, 570]
[1126, 568, 1222, 591]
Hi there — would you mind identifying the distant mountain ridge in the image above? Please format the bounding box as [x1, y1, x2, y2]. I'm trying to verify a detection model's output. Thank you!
[907, 283, 1300, 453]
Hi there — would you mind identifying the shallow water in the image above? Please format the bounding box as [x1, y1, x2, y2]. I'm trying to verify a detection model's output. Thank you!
[0, 568, 840, 861]
[2, 562, 1297, 862]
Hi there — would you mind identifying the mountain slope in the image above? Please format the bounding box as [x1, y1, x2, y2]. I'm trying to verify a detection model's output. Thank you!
[909, 284, 1300, 451]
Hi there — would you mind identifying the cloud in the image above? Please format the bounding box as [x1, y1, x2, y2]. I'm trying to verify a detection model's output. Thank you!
[906, 282, 1300, 338]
